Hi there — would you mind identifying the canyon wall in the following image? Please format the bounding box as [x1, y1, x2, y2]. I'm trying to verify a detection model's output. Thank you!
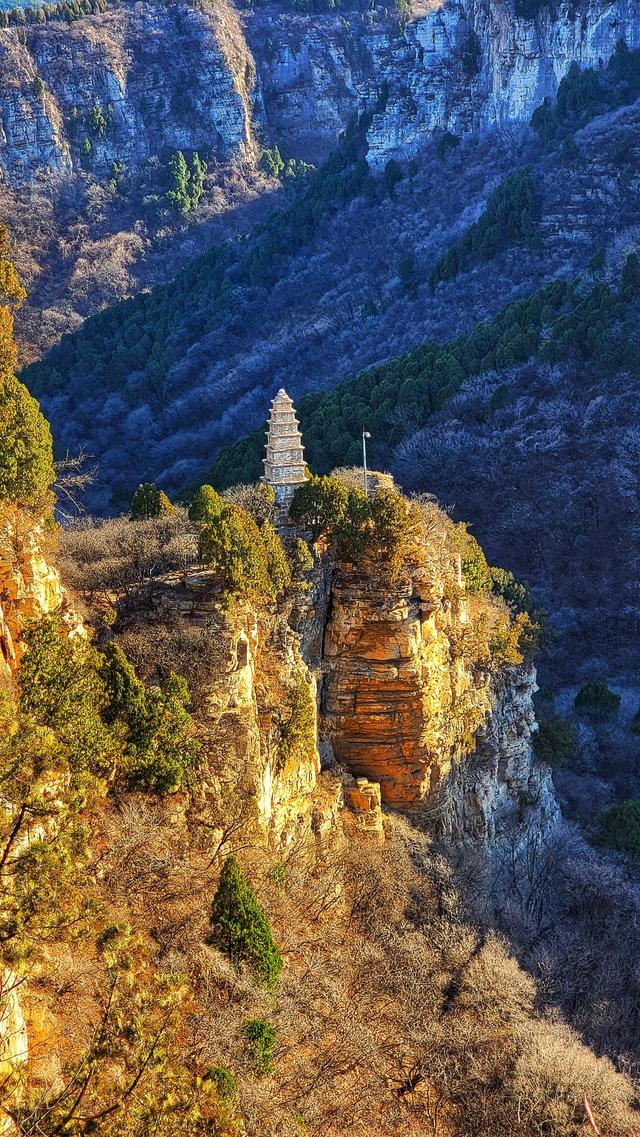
[0, 0, 253, 183]
[235, 0, 640, 166]
[3, 0, 640, 187]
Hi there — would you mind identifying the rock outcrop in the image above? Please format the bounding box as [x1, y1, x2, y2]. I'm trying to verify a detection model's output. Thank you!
[321, 553, 557, 841]
[251, 0, 640, 166]
[3, 0, 640, 186]
[0, 505, 81, 680]
[0, 0, 253, 184]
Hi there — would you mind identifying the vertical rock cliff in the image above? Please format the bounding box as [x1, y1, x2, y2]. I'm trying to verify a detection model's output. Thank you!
[320, 545, 557, 841]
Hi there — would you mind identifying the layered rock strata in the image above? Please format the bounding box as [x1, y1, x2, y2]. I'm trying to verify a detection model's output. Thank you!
[321, 558, 557, 841]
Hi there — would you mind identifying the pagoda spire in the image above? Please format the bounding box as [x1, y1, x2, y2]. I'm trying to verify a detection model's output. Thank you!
[262, 388, 308, 510]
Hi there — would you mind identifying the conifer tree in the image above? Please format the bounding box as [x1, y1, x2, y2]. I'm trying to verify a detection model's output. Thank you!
[188, 483, 224, 524]
[130, 481, 174, 520]
[209, 855, 282, 988]
[0, 221, 54, 509]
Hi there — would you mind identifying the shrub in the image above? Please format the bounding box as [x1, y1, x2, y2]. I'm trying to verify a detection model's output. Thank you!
[209, 855, 282, 988]
[574, 681, 621, 718]
[198, 504, 289, 602]
[490, 566, 533, 614]
[289, 474, 349, 539]
[533, 715, 576, 767]
[130, 482, 174, 520]
[430, 168, 540, 290]
[0, 372, 54, 509]
[18, 615, 117, 778]
[241, 1018, 277, 1076]
[276, 673, 316, 773]
[456, 524, 492, 593]
[204, 1066, 238, 1103]
[290, 536, 313, 579]
[598, 799, 640, 854]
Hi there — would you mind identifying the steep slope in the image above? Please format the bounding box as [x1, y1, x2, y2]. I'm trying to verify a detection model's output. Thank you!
[26, 92, 640, 506]
[2, 0, 640, 360]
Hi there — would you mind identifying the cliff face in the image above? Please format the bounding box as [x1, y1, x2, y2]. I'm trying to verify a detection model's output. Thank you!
[142, 518, 556, 848]
[3, 0, 639, 186]
[0, 0, 253, 184]
[249, 0, 640, 166]
[0, 506, 82, 680]
[321, 554, 557, 841]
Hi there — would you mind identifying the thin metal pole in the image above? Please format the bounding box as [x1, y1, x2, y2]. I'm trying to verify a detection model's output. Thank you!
[362, 428, 369, 498]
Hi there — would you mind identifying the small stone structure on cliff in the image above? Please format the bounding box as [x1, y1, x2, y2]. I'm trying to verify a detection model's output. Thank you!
[262, 388, 308, 509]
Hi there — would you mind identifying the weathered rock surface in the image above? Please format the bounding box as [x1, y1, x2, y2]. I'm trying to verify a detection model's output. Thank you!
[0, 0, 253, 184]
[3, 0, 640, 185]
[0, 505, 81, 679]
[321, 556, 557, 842]
[250, 0, 640, 166]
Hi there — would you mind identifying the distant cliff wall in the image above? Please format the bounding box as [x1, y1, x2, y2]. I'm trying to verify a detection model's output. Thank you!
[250, 0, 640, 166]
[2, 0, 639, 186]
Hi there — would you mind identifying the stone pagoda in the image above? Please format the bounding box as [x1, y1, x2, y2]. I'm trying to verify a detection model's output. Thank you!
[262, 388, 308, 510]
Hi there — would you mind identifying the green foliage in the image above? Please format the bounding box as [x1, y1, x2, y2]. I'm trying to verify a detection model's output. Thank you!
[100, 643, 199, 793]
[188, 483, 224, 524]
[18, 615, 118, 778]
[210, 274, 640, 490]
[167, 150, 208, 217]
[260, 145, 284, 179]
[18, 617, 196, 793]
[1, 0, 110, 27]
[0, 372, 54, 508]
[0, 686, 95, 972]
[490, 566, 533, 614]
[598, 799, 640, 855]
[31, 76, 45, 98]
[276, 673, 316, 773]
[488, 611, 538, 667]
[290, 536, 313, 579]
[25, 110, 374, 416]
[289, 474, 350, 539]
[204, 1066, 238, 1103]
[574, 680, 621, 718]
[241, 1018, 277, 1076]
[430, 168, 540, 290]
[290, 477, 417, 574]
[0, 226, 54, 509]
[531, 41, 640, 147]
[456, 525, 491, 593]
[87, 102, 112, 138]
[209, 855, 282, 989]
[533, 715, 577, 767]
[130, 482, 174, 520]
[198, 503, 290, 602]
[261, 519, 292, 596]
[267, 860, 288, 890]
[108, 159, 124, 190]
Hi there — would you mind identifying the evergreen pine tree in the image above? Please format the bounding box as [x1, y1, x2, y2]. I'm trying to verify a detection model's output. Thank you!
[209, 855, 282, 988]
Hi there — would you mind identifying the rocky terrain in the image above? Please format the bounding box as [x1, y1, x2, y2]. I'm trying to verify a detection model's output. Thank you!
[2, 0, 640, 359]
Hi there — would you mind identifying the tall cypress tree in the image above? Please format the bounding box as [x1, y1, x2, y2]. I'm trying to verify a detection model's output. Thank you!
[209, 855, 282, 989]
